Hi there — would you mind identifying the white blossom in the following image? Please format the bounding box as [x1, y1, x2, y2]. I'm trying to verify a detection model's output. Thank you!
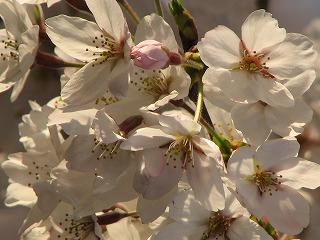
[227, 137, 320, 235]
[45, 0, 133, 104]
[0, 0, 39, 101]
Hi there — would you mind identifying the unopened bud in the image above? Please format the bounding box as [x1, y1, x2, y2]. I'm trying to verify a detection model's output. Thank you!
[130, 40, 181, 70]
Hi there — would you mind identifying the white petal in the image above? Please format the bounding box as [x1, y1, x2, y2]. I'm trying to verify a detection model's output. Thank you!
[282, 69, 316, 98]
[61, 60, 111, 105]
[32, 181, 61, 216]
[167, 66, 191, 100]
[146, 90, 179, 111]
[143, 148, 167, 177]
[64, 134, 99, 172]
[169, 189, 211, 223]
[217, 70, 258, 104]
[222, 188, 249, 218]
[262, 185, 309, 235]
[227, 146, 256, 182]
[265, 99, 313, 137]
[151, 222, 205, 240]
[107, 217, 140, 240]
[241, 9, 286, 52]
[198, 25, 241, 69]
[5, 182, 36, 207]
[186, 152, 225, 211]
[107, 58, 130, 98]
[18, 204, 50, 236]
[93, 151, 132, 193]
[138, 186, 178, 223]
[193, 136, 223, 165]
[85, 0, 126, 42]
[10, 69, 30, 102]
[48, 105, 98, 135]
[250, 75, 294, 107]
[134, 156, 183, 200]
[279, 159, 320, 190]
[93, 109, 122, 144]
[135, 13, 178, 52]
[231, 103, 271, 146]
[266, 33, 317, 80]
[236, 179, 264, 219]
[45, 15, 102, 62]
[0, 0, 32, 38]
[120, 126, 175, 151]
[228, 217, 273, 240]
[255, 137, 300, 170]
[203, 100, 243, 142]
[202, 68, 236, 112]
[159, 114, 201, 136]
[19, 25, 39, 71]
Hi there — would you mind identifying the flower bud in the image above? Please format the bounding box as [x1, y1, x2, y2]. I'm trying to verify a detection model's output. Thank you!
[130, 40, 181, 70]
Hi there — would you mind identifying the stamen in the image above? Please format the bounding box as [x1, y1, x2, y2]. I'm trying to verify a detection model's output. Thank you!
[0, 37, 19, 62]
[201, 211, 235, 240]
[130, 69, 171, 96]
[95, 91, 119, 106]
[251, 164, 283, 196]
[86, 33, 124, 67]
[58, 214, 95, 239]
[236, 40, 275, 79]
[92, 137, 121, 160]
[164, 136, 194, 170]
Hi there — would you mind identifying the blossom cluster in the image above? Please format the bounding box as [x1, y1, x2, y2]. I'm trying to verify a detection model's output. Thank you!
[1, 0, 320, 239]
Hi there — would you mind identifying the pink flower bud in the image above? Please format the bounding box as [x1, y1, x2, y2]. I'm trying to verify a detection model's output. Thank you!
[130, 40, 181, 70]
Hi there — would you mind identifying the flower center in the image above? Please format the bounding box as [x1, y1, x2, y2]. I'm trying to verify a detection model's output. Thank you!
[0, 37, 19, 62]
[164, 135, 194, 169]
[201, 211, 233, 240]
[27, 158, 54, 187]
[56, 214, 96, 239]
[85, 33, 123, 67]
[247, 164, 283, 196]
[236, 40, 275, 79]
[92, 137, 122, 160]
[130, 69, 171, 97]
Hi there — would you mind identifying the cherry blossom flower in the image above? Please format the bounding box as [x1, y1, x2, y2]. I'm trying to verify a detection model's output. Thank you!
[198, 9, 317, 108]
[203, 67, 315, 145]
[227, 137, 320, 235]
[150, 188, 272, 240]
[0, 101, 67, 207]
[20, 201, 105, 240]
[45, 0, 133, 104]
[121, 112, 225, 211]
[0, 0, 39, 101]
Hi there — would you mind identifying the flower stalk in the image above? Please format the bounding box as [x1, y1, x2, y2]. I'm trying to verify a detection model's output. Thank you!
[117, 0, 141, 24]
[154, 0, 163, 17]
[35, 51, 85, 69]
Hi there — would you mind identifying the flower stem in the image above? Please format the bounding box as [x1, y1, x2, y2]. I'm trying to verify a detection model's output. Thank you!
[182, 58, 204, 70]
[193, 77, 203, 123]
[154, 0, 163, 17]
[117, 0, 141, 24]
[64, 0, 90, 13]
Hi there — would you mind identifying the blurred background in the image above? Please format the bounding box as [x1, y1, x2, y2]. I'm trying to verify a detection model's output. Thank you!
[1, 0, 320, 239]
